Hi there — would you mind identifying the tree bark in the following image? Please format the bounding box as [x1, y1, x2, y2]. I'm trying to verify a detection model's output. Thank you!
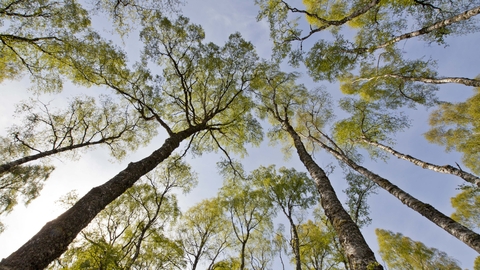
[379, 5, 480, 49]
[355, 74, 480, 88]
[0, 126, 203, 270]
[351, 5, 480, 54]
[240, 238, 248, 270]
[284, 211, 302, 270]
[284, 123, 382, 270]
[363, 139, 480, 186]
[314, 137, 480, 253]
[190, 235, 206, 270]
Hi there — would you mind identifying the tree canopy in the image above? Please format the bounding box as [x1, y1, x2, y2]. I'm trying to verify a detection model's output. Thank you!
[1, 0, 480, 269]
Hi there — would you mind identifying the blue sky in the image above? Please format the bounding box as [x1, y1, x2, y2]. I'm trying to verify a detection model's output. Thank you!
[1, 0, 479, 269]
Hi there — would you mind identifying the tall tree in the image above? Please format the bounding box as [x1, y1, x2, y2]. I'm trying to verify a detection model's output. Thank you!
[376, 228, 461, 270]
[343, 172, 378, 228]
[252, 64, 382, 269]
[305, 120, 480, 253]
[176, 197, 232, 270]
[0, 15, 262, 269]
[297, 218, 346, 270]
[250, 165, 318, 270]
[218, 165, 275, 270]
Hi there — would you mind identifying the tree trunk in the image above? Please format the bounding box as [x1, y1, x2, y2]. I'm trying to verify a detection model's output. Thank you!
[351, 5, 480, 54]
[357, 74, 480, 87]
[316, 137, 480, 253]
[0, 126, 203, 270]
[240, 239, 247, 270]
[191, 237, 206, 270]
[285, 212, 302, 270]
[284, 123, 382, 270]
[379, 5, 480, 49]
[363, 139, 480, 186]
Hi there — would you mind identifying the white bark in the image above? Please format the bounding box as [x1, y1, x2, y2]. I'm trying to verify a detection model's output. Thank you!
[363, 139, 480, 186]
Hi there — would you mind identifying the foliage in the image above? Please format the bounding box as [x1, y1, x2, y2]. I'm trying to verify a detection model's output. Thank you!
[425, 88, 480, 175]
[297, 218, 346, 270]
[0, 163, 53, 233]
[475, 256, 480, 270]
[5, 95, 155, 162]
[176, 197, 232, 270]
[0, 95, 156, 226]
[250, 165, 318, 217]
[218, 165, 276, 270]
[376, 228, 461, 270]
[0, 0, 181, 92]
[49, 155, 196, 269]
[250, 165, 319, 269]
[343, 172, 378, 228]
[255, 0, 480, 110]
[339, 56, 440, 108]
[451, 186, 480, 229]
[88, 0, 183, 36]
[0, 0, 90, 89]
[251, 62, 335, 156]
[139, 15, 263, 156]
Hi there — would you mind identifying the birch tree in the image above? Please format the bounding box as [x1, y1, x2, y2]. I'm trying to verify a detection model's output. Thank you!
[250, 165, 318, 270]
[333, 98, 480, 186]
[176, 197, 232, 270]
[256, 0, 480, 84]
[297, 218, 347, 270]
[252, 63, 382, 269]
[282, 84, 480, 253]
[218, 166, 275, 270]
[0, 14, 262, 269]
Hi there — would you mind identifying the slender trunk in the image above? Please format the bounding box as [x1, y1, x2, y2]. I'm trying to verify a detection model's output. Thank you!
[125, 190, 166, 269]
[278, 245, 286, 270]
[285, 213, 302, 270]
[206, 233, 228, 270]
[379, 5, 480, 49]
[284, 123, 382, 270]
[0, 126, 203, 270]
[352, 5, 480, 54]
[356, 74, 480, 88]
[191, 237, 206, 270]
[315, 137, 480, 253]
[0, 137, 118, 174]
[363, 139, 480, 186]
[240, 239, 247, 270]
[191, 252, 200, 270]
